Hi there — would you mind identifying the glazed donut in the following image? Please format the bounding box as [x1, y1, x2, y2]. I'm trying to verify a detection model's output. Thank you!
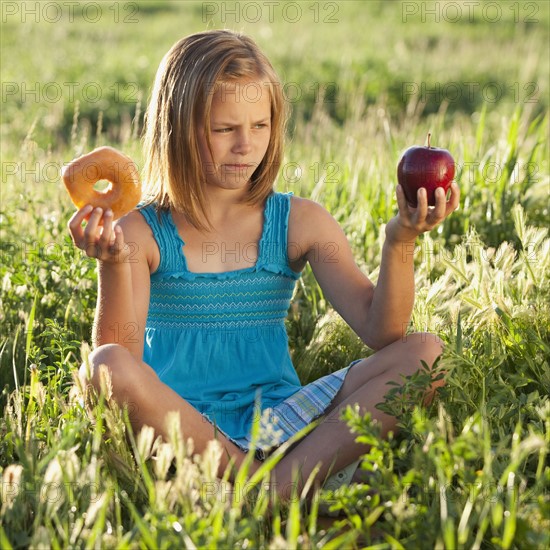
[62, 146, 141, 220]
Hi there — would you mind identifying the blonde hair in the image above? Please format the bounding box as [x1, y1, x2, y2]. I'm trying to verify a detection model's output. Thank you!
[141, 29, 287, 230]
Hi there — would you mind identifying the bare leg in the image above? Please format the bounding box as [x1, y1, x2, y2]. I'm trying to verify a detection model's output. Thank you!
[271, 332, 444, 496]
[79, 333, 442, 501]
[79, 344, 260, 478]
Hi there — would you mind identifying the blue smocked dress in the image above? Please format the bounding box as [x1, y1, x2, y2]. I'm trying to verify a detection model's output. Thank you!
[139, 191, 358, 457]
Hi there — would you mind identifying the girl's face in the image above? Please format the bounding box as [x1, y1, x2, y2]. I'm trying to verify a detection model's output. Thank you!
[199, 79, 272, 192]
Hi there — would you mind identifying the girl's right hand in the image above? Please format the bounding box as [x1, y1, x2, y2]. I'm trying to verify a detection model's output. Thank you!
[68, 205, 130, 264]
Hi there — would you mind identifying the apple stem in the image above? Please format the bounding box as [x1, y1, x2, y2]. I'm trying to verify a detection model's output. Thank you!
[427, 132, 431, 149]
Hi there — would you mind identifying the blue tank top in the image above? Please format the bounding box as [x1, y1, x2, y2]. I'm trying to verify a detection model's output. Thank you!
[139, 191, 303, 440]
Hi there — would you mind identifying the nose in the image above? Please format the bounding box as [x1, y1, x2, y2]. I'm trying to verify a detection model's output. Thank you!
[232, 128, 252, 155]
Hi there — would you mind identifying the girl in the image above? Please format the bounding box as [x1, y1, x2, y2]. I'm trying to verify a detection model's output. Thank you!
[68, 29, 460, 500]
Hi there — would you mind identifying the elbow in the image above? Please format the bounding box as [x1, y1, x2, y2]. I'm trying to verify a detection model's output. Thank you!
[91, 326, 143, 361]
[91, 325, 110, 350]
[360, 326, 383, 351]
[361, 324, 404, 351]
[362, 307, 409, 351]
[361, 335, 385, 352]
[91, 330, 101, 350]
[362, 334, 402, 351]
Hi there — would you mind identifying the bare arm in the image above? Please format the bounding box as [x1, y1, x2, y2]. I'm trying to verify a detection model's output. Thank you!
[362, 232, 415, 347]
[68, 206, 152, 360]
[299, 182, 460, 350]
[364, 182, 460, 346]
[92, 256, 150, 359]
[292, 197, 376, 347]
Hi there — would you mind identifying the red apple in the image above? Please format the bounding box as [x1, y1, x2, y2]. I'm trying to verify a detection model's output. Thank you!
[397, 134, 455, 207]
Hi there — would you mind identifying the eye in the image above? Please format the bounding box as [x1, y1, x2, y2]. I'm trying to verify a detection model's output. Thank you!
[253, 123, 269, 129]
[212, 126, 233, 134]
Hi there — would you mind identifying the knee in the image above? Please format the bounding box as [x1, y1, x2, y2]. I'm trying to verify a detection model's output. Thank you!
[404, 332, 446, 399]
[79, 343, 134, 394]
[402, 332, 444, 369]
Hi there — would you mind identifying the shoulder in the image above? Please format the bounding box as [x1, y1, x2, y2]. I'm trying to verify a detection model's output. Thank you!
[287, 195, 343, 262]
[115, 207, 160, 273]
[288, 194, 332, 219]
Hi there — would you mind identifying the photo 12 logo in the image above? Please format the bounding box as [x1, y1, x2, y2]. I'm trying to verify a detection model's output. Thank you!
[401, 1, 539, 24]
[402, 81, 540, 105]
[202, 1, 339, 24]
[2, 81, 141, 104]
[1, 1, 139, 24]
[207, 80, 339, 105]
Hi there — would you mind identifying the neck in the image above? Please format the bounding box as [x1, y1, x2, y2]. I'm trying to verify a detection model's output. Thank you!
[202, 185, 251, 217]
[168, 187, 251, 235]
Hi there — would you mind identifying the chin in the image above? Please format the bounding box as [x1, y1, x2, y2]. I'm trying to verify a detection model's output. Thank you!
[207, 178, 250, 191]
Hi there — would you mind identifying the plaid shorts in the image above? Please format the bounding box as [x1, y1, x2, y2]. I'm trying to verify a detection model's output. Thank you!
[227, 359, 362, 460]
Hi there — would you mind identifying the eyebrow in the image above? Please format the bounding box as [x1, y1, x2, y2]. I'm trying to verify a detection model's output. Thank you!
[212, 118, 270, 126]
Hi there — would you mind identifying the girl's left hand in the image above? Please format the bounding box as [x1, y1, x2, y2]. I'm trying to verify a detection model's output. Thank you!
[386, 181, 460, 243]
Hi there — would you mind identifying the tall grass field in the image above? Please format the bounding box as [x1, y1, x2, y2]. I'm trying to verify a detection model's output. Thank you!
[1, 1, 549, 548]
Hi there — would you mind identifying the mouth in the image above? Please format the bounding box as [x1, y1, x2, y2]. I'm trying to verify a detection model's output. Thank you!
[223, 164, 253, 170]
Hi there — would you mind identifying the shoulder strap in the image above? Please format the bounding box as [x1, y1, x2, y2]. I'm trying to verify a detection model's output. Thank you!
[138, 204, 186, 273]
[260, 191, 295, 271]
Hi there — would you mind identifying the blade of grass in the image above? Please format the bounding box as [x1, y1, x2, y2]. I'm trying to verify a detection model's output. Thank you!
[12, 326, 21, 393]
[285, 464, 301, 548]
[24, 293, 38, 364]
[121, 493, 157, 548]
[0, 526, 13, 550]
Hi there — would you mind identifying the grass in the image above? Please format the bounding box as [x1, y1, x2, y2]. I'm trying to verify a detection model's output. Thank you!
[1, 1, 549, 548]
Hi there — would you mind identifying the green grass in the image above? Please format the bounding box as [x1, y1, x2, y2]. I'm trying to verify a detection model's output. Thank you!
[1, 1, 549, 548]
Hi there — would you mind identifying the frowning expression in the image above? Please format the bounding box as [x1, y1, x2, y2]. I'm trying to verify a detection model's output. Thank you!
[199, 79, 272, 190]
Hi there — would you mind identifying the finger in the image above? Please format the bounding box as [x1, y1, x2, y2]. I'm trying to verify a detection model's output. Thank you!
[98, 209, 114, 249]
[114, 223, 125, 245]
[395, 184, 410, 216]
[430, 187, 447, 222]
[447, 181, 461, 213]
[111, 224, 126, 255]
[68, 204, 93, 245]
[83, 207, 103, 256]
[415, 187, 428, 223]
